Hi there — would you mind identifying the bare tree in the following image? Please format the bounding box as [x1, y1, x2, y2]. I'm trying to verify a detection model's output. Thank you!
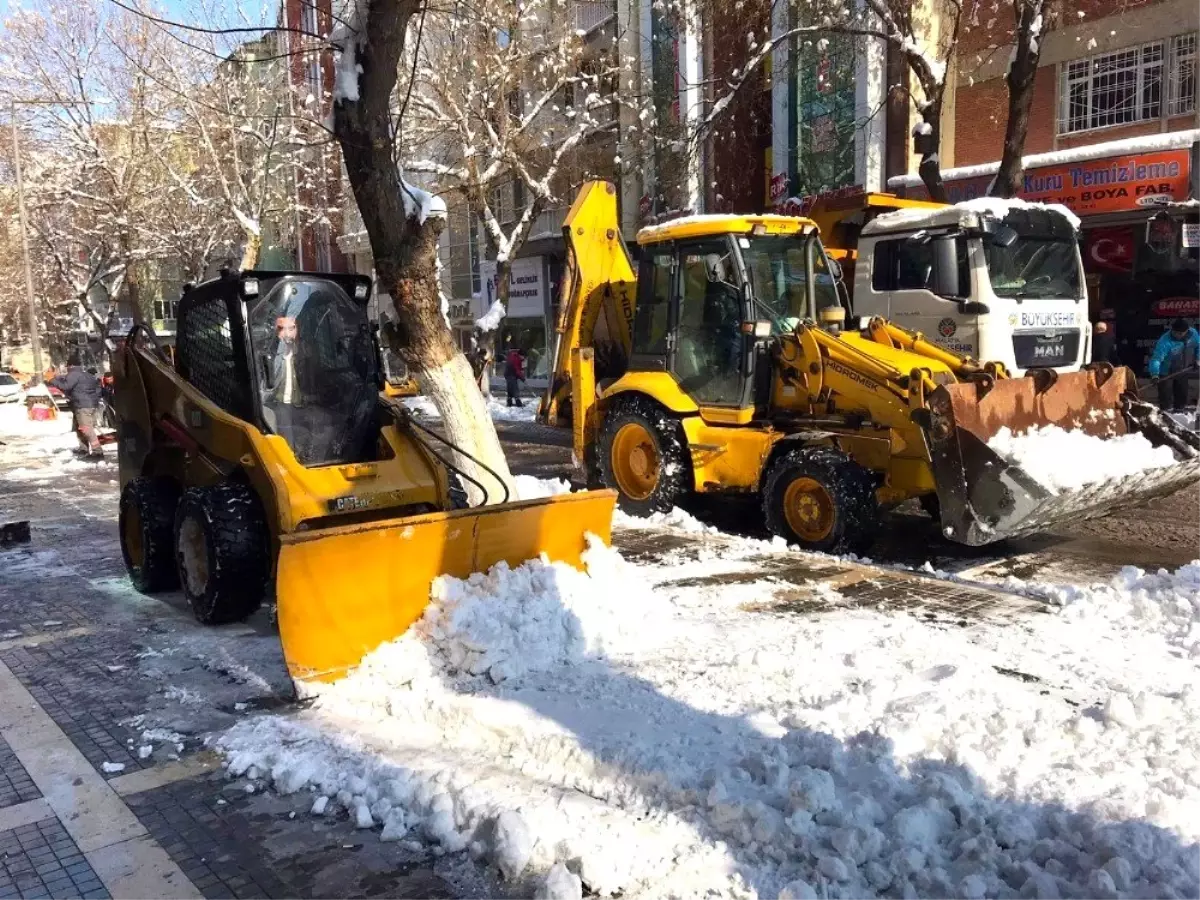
[332, 0, 516, 501]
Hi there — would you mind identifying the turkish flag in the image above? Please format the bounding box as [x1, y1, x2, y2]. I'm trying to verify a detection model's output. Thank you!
[1085, 227, 1135, 274]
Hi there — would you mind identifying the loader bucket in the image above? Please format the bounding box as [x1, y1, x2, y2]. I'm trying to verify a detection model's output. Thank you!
[927, 366, 1200, 546]
[274, 489, 617, 683]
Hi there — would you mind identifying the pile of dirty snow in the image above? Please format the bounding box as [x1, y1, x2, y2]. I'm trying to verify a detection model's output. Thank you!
[402, 393, 538, 424]
[215, 538, 1200, 899]
[987, 425, 1177, 492]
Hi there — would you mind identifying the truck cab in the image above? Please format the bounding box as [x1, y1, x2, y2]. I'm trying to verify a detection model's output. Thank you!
[851, 202, 1087, 375]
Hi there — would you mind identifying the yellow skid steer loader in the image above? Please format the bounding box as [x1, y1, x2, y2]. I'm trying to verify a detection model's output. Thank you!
[113, 270, 614, 683]
[539, 181, 1199, 550]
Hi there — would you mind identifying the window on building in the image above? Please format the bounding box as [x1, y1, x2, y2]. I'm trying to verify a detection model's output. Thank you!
[1060, 36, 1197, 134]
[1168, 33, 1197, 117]
[153, 298, 179, 322]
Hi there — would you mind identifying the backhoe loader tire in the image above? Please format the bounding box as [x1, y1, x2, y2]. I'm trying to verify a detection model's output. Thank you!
[599, 395, 690, 516]
[762, 447, 879, 554]
[174, 482, 269, 626]
[119, 476, 181, 593]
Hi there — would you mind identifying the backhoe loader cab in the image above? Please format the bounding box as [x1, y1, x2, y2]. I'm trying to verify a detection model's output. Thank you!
[115, 269, 615, 684]
[542, 181, 1200, 554]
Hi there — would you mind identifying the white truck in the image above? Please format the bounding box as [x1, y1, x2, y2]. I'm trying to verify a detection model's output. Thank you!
[812, 193, 1089, 375]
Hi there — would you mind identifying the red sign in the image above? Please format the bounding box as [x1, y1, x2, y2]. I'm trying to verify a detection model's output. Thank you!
[1085, 227, 1135, 273]
[769, 173, 790, 205]
[1152, 297, 1200, 318]
[909, 149, 1192, 216]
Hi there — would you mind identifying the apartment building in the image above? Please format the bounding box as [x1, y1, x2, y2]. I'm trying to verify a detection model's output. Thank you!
[891, 1, 1198, 370]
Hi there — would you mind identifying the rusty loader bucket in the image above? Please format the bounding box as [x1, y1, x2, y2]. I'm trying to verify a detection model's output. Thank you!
[926, 366, 1200, 546]
[274, 489, 617, 683]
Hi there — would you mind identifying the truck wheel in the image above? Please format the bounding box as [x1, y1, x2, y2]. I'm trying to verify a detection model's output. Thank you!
[762, 446, 879, 554]
[174, 482, 269, 625]
[599, 395, 690, 516]
[119, 476, 180, 593]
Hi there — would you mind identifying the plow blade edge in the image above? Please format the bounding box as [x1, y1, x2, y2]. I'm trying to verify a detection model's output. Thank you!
[926, 367, 1200, 546]
[275, 489, 617, 683]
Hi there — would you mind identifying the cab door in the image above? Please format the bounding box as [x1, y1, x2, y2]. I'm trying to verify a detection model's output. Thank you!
[669, 238, 749, 408]
[872, 233, 978, 358]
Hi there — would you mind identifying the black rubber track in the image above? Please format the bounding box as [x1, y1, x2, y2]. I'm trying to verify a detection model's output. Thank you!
[598, 393, 692, 517]
[119, 476, 181, 593]
[761, 445, 880, 554]
[174, 481, 270, 625]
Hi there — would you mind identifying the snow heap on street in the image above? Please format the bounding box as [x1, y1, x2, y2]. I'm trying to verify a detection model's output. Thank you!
[0, 403, 113, 474]
[987, 424, 1177, 493]
[217, 534, 1200, 899]
[402, 392, 538, 424]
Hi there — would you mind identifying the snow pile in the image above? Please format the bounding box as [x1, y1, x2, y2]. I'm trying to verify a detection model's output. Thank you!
[475, 299, 506, 332]
[987, 425, 1177, 492]
[401, 392, 537, 423]
[958, 195, 1081, 231]
[1012, 562, 1200, 656]
[515, 475, 572, 500]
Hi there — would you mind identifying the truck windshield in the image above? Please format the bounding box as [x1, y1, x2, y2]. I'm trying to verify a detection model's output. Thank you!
[741, 234, 839, 333]
[983, 236, 1081, 299]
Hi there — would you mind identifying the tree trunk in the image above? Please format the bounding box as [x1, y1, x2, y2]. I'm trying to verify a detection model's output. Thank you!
[333, 0, 515, 504]
[991, 4, 1043, 198]
[240, 232, 262, 270]
[917, 104, 948, 204]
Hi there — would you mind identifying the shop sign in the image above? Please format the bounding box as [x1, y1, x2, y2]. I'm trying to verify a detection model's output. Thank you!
[1152, 297, 1200, 318]
[1085, 227, 1135, 273]
[909, 149, 1192, 216]
[1183, 222, 1199, 249]
[769, 172, 789, 206]
[478, 257, 546, 319]
[446, 300, 471, 321]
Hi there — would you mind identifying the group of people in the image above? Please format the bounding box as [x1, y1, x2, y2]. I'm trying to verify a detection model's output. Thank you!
[468, 338, 530, 408]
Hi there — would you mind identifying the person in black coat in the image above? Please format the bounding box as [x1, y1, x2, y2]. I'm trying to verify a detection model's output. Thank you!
[45, 352, 102, 454]
[1091, 321, 1118, 365]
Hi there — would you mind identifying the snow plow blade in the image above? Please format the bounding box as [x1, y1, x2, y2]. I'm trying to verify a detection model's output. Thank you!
[274, 489, 617, 683]
[927, 366, 1200, 546]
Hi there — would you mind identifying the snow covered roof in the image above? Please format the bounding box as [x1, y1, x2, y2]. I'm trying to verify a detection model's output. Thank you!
[863, 196, 1081, 235]
[888, 129, 1199, 190]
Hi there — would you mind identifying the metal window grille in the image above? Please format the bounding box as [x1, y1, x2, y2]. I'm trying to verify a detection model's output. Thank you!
[1168, 33, 1198, 116]
[176, 295, 253, 421]
[1059, 41, 1168, 134]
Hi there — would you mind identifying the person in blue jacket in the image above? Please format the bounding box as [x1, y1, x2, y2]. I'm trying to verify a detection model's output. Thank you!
[1147, 317, 1199, 412]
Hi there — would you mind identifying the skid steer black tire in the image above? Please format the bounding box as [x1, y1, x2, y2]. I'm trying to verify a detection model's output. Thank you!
[919, 493, 941, 521]
[599, 394, 690, 517]
[119, 476, 181, 593]
[174, 482, 269, 625]
[762, 446, 879, 554]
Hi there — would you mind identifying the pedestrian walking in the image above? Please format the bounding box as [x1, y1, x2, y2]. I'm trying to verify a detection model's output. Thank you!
[1091, 321, 1117, 365]
[45, 352, 103, 455]
[503, 347, 526, 407]
[1147, 317, 1199, 412]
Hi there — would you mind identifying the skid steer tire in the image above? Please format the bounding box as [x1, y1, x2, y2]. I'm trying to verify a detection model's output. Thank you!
[119, 476, 181, 593]
[762, 446, 879, 554]
[919, 493, 941, 521]
[174, 482, 269, 626]
[599, 395, 690, 517]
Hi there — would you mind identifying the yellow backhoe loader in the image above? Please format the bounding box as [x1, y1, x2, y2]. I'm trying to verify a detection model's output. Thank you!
[539, 181, 1199, 551]
[113, 270, 614, 683]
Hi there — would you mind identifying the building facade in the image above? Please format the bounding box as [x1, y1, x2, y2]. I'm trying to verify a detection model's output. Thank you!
[890, 3, 1198, 374]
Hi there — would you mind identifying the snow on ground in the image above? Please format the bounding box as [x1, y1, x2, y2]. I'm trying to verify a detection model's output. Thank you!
[986, 425, 1177, 493]
[216, 524, 1200, 898]
[403, 393, 538, 424]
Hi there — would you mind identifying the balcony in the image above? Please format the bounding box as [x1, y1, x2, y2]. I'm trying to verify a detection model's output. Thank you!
[572, 0, 613, 36]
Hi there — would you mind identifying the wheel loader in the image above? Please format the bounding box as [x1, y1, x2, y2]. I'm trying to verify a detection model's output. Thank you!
[538, 181, 1200, 552]
[112, 269, 615, 683]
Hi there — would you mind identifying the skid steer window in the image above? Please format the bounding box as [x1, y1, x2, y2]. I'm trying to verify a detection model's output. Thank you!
[248, 279, 380, 467]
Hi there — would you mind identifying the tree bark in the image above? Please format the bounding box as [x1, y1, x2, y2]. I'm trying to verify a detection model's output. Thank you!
[333, 0, 515, 504]
[240, 232, 262, 270]
[991, 3, 1043, 198]
[916, 104, 948, 204]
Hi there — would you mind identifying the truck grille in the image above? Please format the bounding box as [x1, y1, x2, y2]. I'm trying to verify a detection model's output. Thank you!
[1012, 329, 1080, 369]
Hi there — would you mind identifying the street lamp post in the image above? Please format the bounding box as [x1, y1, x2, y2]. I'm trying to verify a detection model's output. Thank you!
[9, 99, 42, 374]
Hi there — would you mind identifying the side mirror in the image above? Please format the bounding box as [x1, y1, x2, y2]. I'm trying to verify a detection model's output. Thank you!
[981, 218, 1018, 248]
[931, 236, 961, 298]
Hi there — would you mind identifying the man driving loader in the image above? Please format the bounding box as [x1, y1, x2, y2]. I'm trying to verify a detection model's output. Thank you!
[268, 315, 311, 456]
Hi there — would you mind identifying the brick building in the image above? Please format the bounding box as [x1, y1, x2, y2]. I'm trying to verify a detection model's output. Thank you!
[891, 2, 1198, 374]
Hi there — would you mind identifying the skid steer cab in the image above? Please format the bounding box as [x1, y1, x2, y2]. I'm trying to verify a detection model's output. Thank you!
[540, 181, 1200, 554]
[113, 270, 615, 683]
